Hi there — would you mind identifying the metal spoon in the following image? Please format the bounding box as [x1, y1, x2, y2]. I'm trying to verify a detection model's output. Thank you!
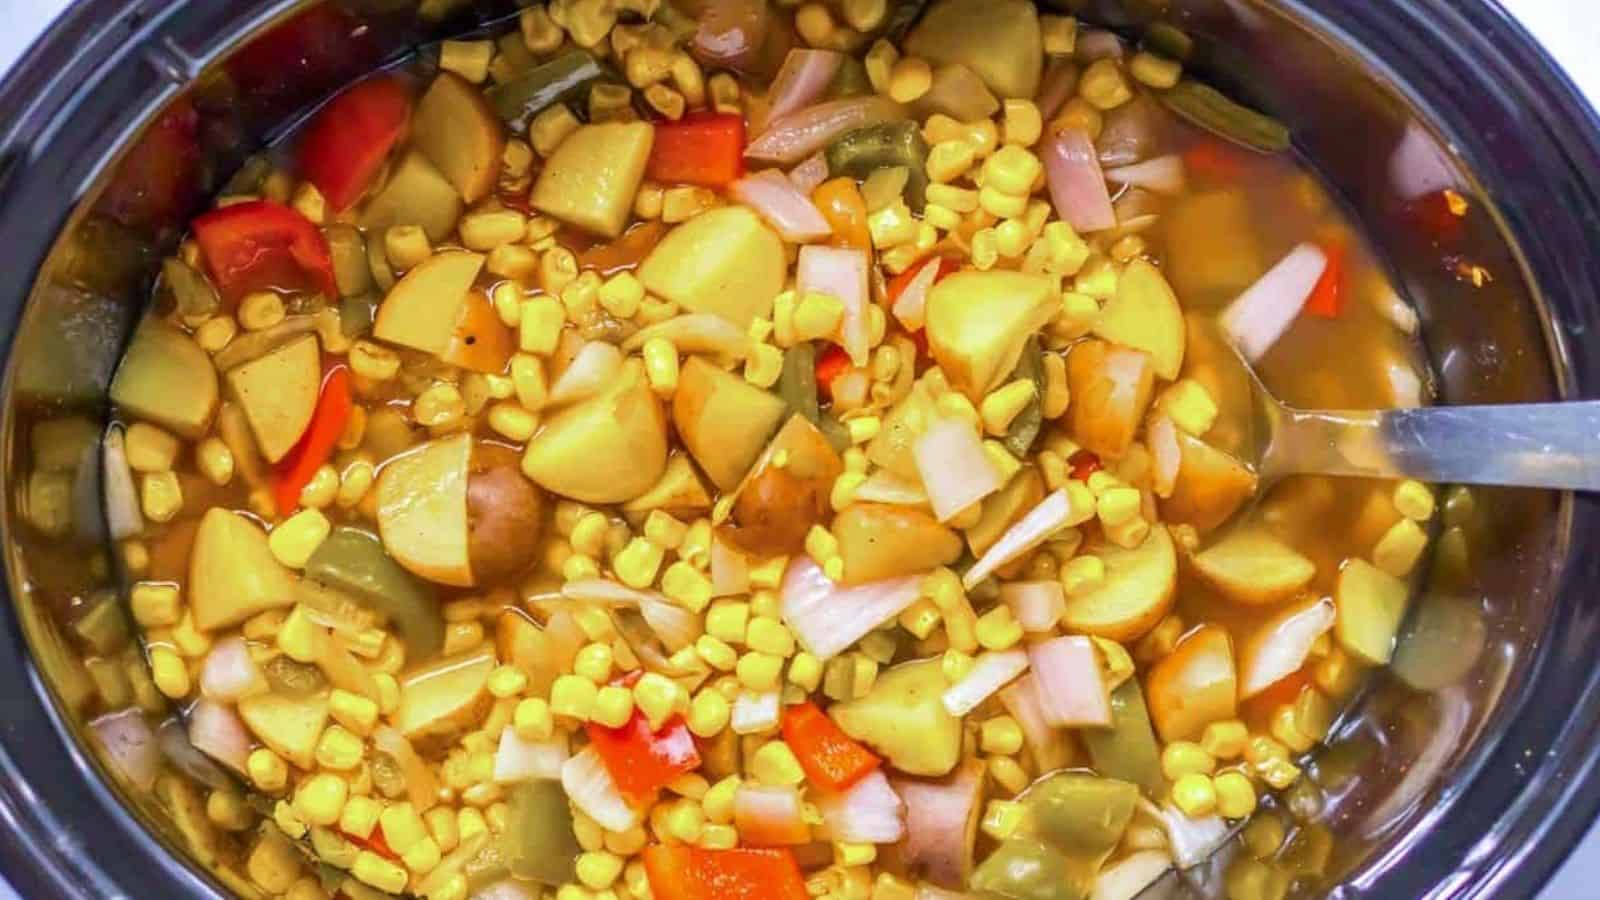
[1235, 348, 1600, 493]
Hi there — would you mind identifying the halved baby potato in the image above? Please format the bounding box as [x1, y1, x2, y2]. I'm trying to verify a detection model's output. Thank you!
[374, 250, 485, 356]
[1067, 339, 1156, 460]
[1059, 526, 1176, 641]
[638, 206, 787, 328]
[532, 121, 655, 238]
[189, 507, 297, 631]
[1190, 528, 1316, 606]
[441, 289, 516, 374]
[377, 432, 476, 587]
[110, 320, 219, 440]
[223, 332, 321, 463]
[673, 356, 788, 492]
[359, 149, 464, 242]
[238, 692, 329, 770]
[394, 646, 496, 744]
[834, 503, 963, 584]
[1093, 259, 1186, 381]
[623, 454, 714, 516]
[522, 359, 669, 503]
[724, 414, 843, 557]
[1145, 623, 1237, 743]
[1152, 424, 1258, 533]
[925, 270, 1057, 402]
[413, 72, 505, 203]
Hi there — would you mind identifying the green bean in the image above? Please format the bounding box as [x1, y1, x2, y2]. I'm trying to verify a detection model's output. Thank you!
[487, 50, 613, 133]
[1159, 77, 1290, 153]
[1001, 338, 1045, 458]
[826, 121, 931, 211]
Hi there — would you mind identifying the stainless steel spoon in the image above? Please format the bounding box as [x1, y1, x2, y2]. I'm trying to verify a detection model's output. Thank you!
[1235, 349, 1600, 493]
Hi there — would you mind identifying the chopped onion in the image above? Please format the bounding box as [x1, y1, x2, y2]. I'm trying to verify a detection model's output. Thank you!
[186, 700, 252, 776]
[1219, 242, 1327, 362]
[563, 746, 639, 832]
[914, 418, 1002, 523]
[1034, 57, 1079, 123]
[561, 579, 698, 652]
[1104, 154, 1186, 194]
[732, 169, 834, 242]
[1385, 360, 1425, 408]
[91, 708, 159, 791]
[891, 257, 943, 331]
[161, 717, 233, 788]
[854, 469, 930, 507]
[964, 488, 1078, 589]
[1029, 636, 1111, 727]
[797, 245, 872, 364]
[1000, 581, 1065, 632]
[780, 556, 922, 661]
[102, 427, 143, 541]
[1141, 798, 1228, 868]
[710, 534, 752, 597]
[942, 649, 1030, 717]
[747, 96, 906, 165]
[199, 635, 266, 702]
[731, 689, 782, 734]
[493, 726, 568, 784]
[895, 760, 985, 890]
[1148, 415, 1180, 499]
[1389, 121, 1459, 201]
[999, 674, 1069, 771]
[1238, 598, 1334, 698]
[734, 784, 812, 845]
[789, 153, 831, 195]
[547, 341, 623, 407]
[1077, 28, 1125, 61]
[623, 313, 755, 362]
[1373, 284, 1421, 335]
[1044, 128, 1117, 233]
[760, 49, 845, 134]
[1092, 850, 1173, 900]
[375, 726, 442, 813]
[816, 770, 906, 844]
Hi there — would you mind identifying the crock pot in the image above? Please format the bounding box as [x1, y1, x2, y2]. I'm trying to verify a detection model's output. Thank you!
[0, 0, 1596, 897]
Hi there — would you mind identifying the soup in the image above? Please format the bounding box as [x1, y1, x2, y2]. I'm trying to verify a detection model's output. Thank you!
[72, 1, 1450, 897]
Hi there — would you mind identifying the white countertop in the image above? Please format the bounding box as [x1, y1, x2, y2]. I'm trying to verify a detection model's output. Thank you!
[0, 1, 1596, 898]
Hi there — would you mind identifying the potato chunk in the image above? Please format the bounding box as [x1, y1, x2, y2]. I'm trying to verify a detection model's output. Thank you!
[1335, 558, 1410, 665]
[532, 121, 655, 237]
[638, 207, 787, 328]
[1093, 259, 1186, 380]
[110, 320, 219, 439]
[672, 356, 787, 492]
[925, 270, 1057, 402]
[223, 332, 320, 464]
[522, 360, 669, 503]
[189, 507, 297, 631]
[1190, 529, 1315, 606]
[1145, 624, 1237, 743]
[413, 72, 505, 203]
[376, 433, 474, 587]
[373, 250, 485, 356]
[905, 0, 1042, 99]
[831, 658, 962, 777]
[1066, 339, 1155, 460]
[237, 692, 328, 770]
[834, 503, 963, 584]
[395, 648, 495, 744]
[1059, 527, 1176, 642]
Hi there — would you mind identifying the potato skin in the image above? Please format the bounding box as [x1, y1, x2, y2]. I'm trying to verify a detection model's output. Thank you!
[467, 442, 544, 583]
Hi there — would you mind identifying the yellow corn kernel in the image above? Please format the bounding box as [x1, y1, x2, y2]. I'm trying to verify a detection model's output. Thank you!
[696, 634, 738, 673]
[662, 185, 717, 223]
[1259, 757, 1303, 790]
[188, 438, 235, 489]
[482, 402, 535, 443]
[983, 145, 1044, 196]
[896, 600, 941, 641]
[574, 642, 615, 684]
[1055, 97, 1103, 142]
[530, 102, 582, 157]
[615, 536, 666, 589]
[575, 850, 624, 890]
[486, 664, 529, 700]
[926, 139, 977, 184]
[347, 341, 398, 383]
[316, 725, 364, 772]
[439, 39, 493, 82]
[784, 653, 821, 695]
[515, 697, 555, 741]
[638, 337, 681, 396]
[1160, 379, 1219, 436]
[551, 674, 599, 720]
[293, 773, 348, 827]
[1270, 704, 1316, 754]
[750, 740, 806, 786]
[992, 218, 1029, 259]
[988, 755, 1030, 794]
[922, 202, 962, 232]
[149, 646, 189, 698]
[139, 470, 183, 523]
[1060, 555, 1105, 596]
[744, 342, 784, 388]
[981, 800, 1027, 841]
[974, 606, 1023, 651]
[323, 691, 378, 740]
[383, 225, 431, 272]
[268, 508, 331, 569]
[980, 716, 1024, 756]
[598, 272, 646, 320]
[745, 617, 796, 658]
[641, 511, 687, 550]
[130, 582, 181, 628]
[1104, 514, 1150, 549]
[703, 775, 742, 825]
[519, 296, 566, 355]
[1129, 50, 1182, 89]
[207, 789, 254, 832]
[492, 282, 525, 328]
[1172, 773, 1218, 819]
[708, 71, 741, 114]
[980, 379, 1037, 436]
[1080, 58, 1132, 110]
[1003, 99, 1043, 147]
[686, 688, 731, 738]
[352, 850, 407, 894]
[1394, 479, 1436, 521]
[864, 38, 899, 93]
[238, 290, 286, 331]
[1201, 719, 1249, 760]
[835, 842, 876, 868]
[1040, 14, 1077, 54]
[970, 227, 999, 270]
[804, 524, 840, 564]
[662, 798, 706, 843]
[125, 423, 179, 473]
[1294, 688, 1335, 742]
[1373, 518, 1428, 576]
[793, 292, 846, 341]
[941, 649, 974, 685]
[1213, 770, 1257, 819]
[248, 748, 289, 793]
[456, 807, 488, 846]
[979, 185, 1029, 220]
[1096, 486, 1142, 528]
[592, 685, 636, 729]
[1161, 740, 1217, 780]
[634, 672, 685, 731]
[795, 2, 837, 47]
[888, 56, 932, 103]
[194, 315, 236, 352]
[737, 652, 784, 692]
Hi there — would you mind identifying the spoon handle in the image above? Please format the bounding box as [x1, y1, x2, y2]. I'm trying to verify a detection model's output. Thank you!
[1276, 402, 1600, 491]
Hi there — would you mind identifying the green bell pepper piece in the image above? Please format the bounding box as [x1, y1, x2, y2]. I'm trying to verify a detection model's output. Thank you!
[488, 50, 613, 133]
[971, 838, 1080, 900]
[826, 121, 931, 211]
[503, 780, 581, 885]
[305, 527, 444, 663]
[1080, 679, 1165, 798]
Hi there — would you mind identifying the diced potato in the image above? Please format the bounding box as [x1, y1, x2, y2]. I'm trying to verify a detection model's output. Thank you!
[359, 150, 464, 242]
[1190, 529, 1315, 606]
[867, 379, 938, 480]
[725, 415, 843, 557]
[109, 320, 219, 439]
[1144, 624, 1236, 743]
[237, 691, 329, 770]
[673, 357, 788, 492]
[905, 0, 1042, 99]
[622, 454, 714, 515]
[1093, 259, 1185, 381]
[496, 611, 565, 697]
[831, 658, 963, 777]
[966, 466, 1045, 557]
[638, 207, 787, 329]
[834, 503, 963, 583]
[223, 333, 320, 464]
[189, 507, 297, 631]
[465, 444, 545, 584]
[373, 250, 485, 356]
[1059, 527, 1176, 641]
[395, 647, 495, 744]
[1334, 558, 1409, 666]
[441, 289, 515, 374]
[925, 271, 1057, 402]
[1067, 339, 1155, 460]
[413, 72, 506, 204]
[1237, 596, 1335, 698]
[531, 121, 655, 238]
[522, 360, 669, 503]
[376, 433, 475, 587]
[1154, 427, 1257, 533]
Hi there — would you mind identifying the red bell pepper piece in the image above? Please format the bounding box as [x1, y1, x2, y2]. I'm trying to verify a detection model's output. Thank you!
[643, 846, 810, 900]
[342, 824, 398, 861]
[647, 113, 746, 188]
[780, 702, 880, 791]
[273, 365, 353, 515]
[1068, 449, 1103, 481]
[1183, 137, 1246, 183]
[192, 200, 338, 302]
[586, 700, 702, 805]
[814, 344, 852, 401]
[298, 76, 411, 212]
[1304, 240, 1347, 319]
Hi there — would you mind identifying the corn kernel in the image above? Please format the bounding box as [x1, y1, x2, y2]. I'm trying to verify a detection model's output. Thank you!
[988, 755, 1029, 794]
[746, 617, 796, 657]
[980, 716, 1024, 755]
[149, 646, 189, 698]
[293, 773, 348, 827]
[1373, 518, 1428, 576]
[238, 290, 286, 331]
[1171, 773, 1217, 818]
[983, 145, 1044, 196]
[634, 672, 685, 731]
[1213, 770, 1257, 819]
[614, 537, 666, 589]
[1080, 58, 1132, 110]
[268, 508, 331, 569]
[576, 851, 624, 890]
[574, 642, 615, 684]
[793, 292, 846, 341]
[750, 740, 806, 786]
[247, 748, 288, 793]
[130, 582, 181, 628]
[1201, 719, 1249, 760]
[686, 688, 731, 737]
[974, 606, 1023, 651]
[352, 850, 407, 894]
[194, 315, 236, 352]
[981, 800, 1027, 841]
[1040, 14, 1077, 54]
[551, 674, 599, 720]
[970, 227, 999, 270]
[1160, 379, 1219, 436]
[1003, 99, 1043, 147]
[1394, 479, 1436, 521]
[641, 337, 679, 396]
[1161, 741, 1217, 780]
[745, 342, 785, 388]
[124, 423, 179, 473]
[980, 379, 1037, 436]
[1129, 51, 1182, 89]
[737, 651, 784, 692]
[644, 510, 688, 549]
[926, 139, 977, 184]
[836, 842, 876, 867]
[703, 775, 741, 825]
[519, 297, 566, 355]
[591, 685, 635, 729]
[1060, 555, 1105, 596]
[140, 471, 183, 523]
[1259, 757, 1303, 790]
[514, 697, 555, 741]
[706, 601, 750, 646]
[864, 38, 899, 93]
[979, 185, 1029, 220]
[888, 56, 932, 103]
[1096, 486, 1142, 528]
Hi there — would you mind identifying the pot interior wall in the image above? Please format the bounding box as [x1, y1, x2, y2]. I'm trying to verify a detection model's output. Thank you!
[0, 1, 1580, 897]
